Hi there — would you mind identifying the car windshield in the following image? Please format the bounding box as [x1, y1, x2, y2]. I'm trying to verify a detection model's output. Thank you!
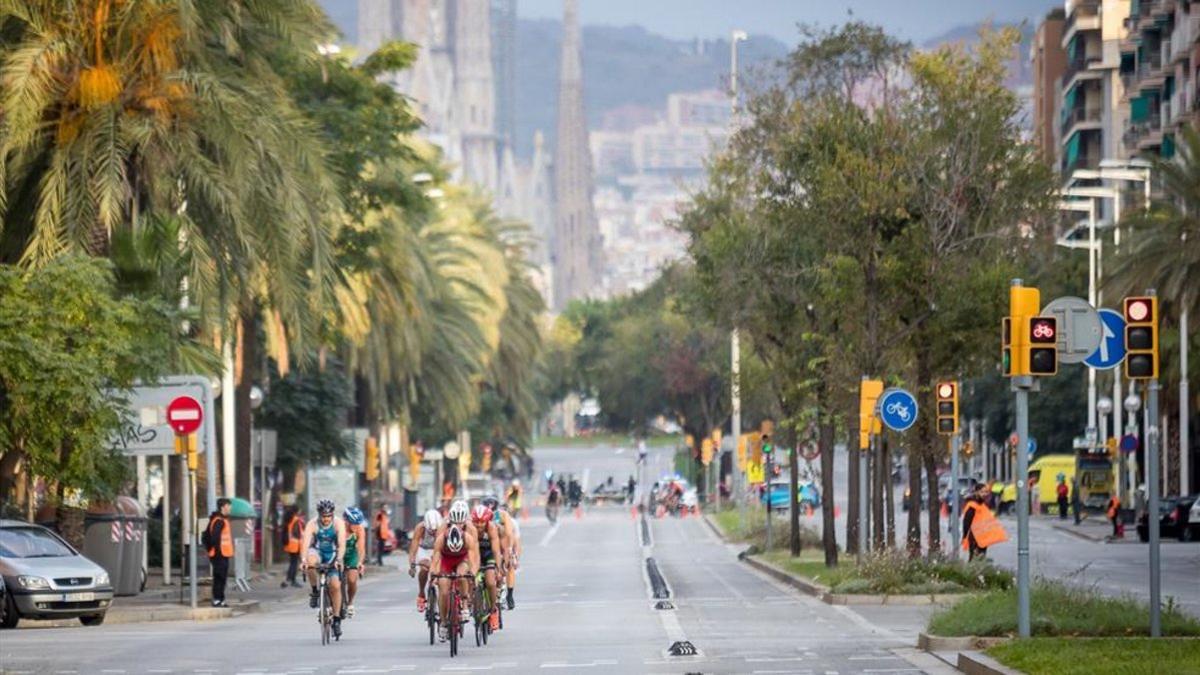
[0, 526, 75, 558]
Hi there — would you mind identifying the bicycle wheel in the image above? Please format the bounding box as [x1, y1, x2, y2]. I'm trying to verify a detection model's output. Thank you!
[319, 581, 330, 646]
[446, 588, 453, 653]
[427, 586, 438, 645]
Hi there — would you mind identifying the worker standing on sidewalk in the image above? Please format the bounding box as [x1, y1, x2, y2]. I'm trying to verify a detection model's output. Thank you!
[1056, 476, 1070, 520]
[962, 485, 1007, 561]
[281, 507, 304, 588]
[1107, 494, 1123, 538]
[205, 498, 233, 607]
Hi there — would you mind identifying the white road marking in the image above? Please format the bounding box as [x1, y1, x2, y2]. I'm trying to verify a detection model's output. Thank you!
[849, 655, 901, 661]
[751, 671, 813, 675]
[538, 522, 561, 547]
[861, 670, 922, 674]
[746, 657, 808, 663]
[441, 666, 493, 672]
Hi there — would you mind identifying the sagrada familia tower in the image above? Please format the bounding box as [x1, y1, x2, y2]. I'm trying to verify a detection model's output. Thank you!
[356, 0, 600, 311]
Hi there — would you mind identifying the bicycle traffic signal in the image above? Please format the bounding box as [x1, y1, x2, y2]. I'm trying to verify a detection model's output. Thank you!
[1124, 296, 1158, 379]
[936, 381, 959, 435]
[1001, 317, 1012, 376]
[1027, 316, 1058, 376]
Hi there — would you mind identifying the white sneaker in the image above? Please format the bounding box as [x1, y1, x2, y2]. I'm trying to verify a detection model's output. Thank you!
[460, 606, 471, 622]
[439, 627, 449, 642]
[346, 604, 356, 619]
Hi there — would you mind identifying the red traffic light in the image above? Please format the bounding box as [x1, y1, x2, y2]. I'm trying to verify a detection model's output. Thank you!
[937, 382, 956, 399]
[1029, 317, 1056, 344]
[1125, 297, 1152, 322]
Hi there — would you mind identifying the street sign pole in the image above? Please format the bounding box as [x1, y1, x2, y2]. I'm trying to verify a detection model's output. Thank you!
[1014, 374, 1033, 638]
[1148, 378, 1162, 637]
[949, 434, 960, 561]
[859, 434, 869, 557]
[764, 450, 772, 551]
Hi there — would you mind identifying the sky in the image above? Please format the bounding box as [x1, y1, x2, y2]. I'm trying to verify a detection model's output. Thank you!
[518, 0, 1058, 45]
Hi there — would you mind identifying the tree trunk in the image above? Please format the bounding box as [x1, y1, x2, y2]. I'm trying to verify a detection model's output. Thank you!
[847, 417, 860, 555]
[883, 434, 895, 549]
[0, 446, 24, 505]
[789, 440, 801, 557]
[906, 444, 923, 557]
[235, 307, 259, 500]
[55, 504, 86, 550]
[924, 451, 941, 554]
[819, 419, 838, 566]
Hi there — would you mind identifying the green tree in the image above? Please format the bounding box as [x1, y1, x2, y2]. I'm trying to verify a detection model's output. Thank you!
[0, 256, 171, 540]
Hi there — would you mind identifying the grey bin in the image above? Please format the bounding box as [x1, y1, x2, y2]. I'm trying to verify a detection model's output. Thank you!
[115, 496, 147, 596]
[82, 502, 125, 595]
[228, 516, 255, 587]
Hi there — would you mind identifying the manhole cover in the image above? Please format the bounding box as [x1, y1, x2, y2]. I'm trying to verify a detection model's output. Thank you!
[669, 640, 698, 656]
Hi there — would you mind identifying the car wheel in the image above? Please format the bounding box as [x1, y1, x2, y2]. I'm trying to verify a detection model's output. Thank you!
[1182, 526, 1196, 543]
[0, 591, 19, 629]
[79, 613, 106, 627]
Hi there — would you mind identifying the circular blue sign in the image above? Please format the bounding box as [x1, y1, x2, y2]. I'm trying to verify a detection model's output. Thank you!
[1084, 309, 1126, 370]
[877, 388, 918, 432]
[1119, 434, 1138, 453]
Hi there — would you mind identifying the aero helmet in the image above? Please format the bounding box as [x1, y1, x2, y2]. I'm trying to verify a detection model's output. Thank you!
[446, 524, 465, 553]
[448, 499, 469, 524]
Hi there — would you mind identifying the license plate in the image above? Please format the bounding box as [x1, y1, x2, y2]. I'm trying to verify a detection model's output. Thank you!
[61, 592, 94, 602]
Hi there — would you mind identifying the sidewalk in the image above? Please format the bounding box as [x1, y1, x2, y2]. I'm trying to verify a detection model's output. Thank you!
[18, 557, 404, 629]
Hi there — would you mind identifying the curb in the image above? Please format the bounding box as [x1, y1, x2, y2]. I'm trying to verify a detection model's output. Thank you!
[744, 555, 971, 606]
[917, 632, 1011, 652]
[956, 650, 1022, 675]
[1049, 524, 1110, 543]
[701, 514, 728, 542]
[18, 601, 259, 629]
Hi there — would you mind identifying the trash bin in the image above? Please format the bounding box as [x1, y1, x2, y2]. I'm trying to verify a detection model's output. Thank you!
[82, 502, 124, 593]
[225, 497, 256, 590]
[115, 496, 146, 596]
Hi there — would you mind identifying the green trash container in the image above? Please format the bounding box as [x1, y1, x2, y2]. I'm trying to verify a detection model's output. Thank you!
[115, 496, 146, 596]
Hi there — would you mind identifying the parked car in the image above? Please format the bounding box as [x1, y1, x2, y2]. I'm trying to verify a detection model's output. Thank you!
[761, 479, 820, 512]
[0, 519, 115, 628]
[1183, 497, 1200, 542]
[1136, 496, 1197, 542]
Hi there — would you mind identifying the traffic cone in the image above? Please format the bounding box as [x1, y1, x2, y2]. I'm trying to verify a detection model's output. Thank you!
[630, 506, 637, 520]
[574, 506, 582, 519]
[834, 506, 841, 518]
[521, 507, 529, 521]
[940, 501, 949, 519]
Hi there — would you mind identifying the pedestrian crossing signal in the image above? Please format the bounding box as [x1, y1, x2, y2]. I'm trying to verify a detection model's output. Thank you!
[936, 381, 959, 435]
[1123, 296, 1158, 379]
[1001, 318, 1012, 376]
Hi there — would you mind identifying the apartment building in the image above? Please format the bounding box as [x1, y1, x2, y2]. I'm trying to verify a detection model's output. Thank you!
[1121, 0, 1200, 160]
[1059, 0, 1132, 177]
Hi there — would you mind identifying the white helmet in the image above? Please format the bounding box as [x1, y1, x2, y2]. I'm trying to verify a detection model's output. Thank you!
[449, 499, 469, 524]
[423, 509, 443, 532]
[511, 478, 520, 487]
[446, 524, 465, 553]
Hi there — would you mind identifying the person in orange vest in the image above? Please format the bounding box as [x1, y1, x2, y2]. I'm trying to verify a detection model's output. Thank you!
[281, 507, 305, 588]
[961, 484, 1003, 561]
[374, 506, 391, 566]
[205, 498, 234, 607]
[1107, 494, 1123, 538]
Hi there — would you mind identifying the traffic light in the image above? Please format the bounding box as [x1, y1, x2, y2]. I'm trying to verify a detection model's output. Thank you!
[1006, 284, 1041, 376]
[761, 433, 774, 456]
[701, 438, 714, 466]
[1124, 296, 1159, 379]
[407, 444, 420, 483]
[1027, 316, 1058, 375]
[365, 436, 380, 482]
[936, 381, 959, 435]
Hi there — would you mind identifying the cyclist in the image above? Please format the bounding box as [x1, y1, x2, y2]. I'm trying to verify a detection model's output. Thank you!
[408, 508, 441, 613]
[483, 495, 520, 609]
[545, 479, 562, 524]
[430, 500, 479, 642]
[341, 506, 367, 618]
[471, 504, 504, 630]
[299, 499, 348, 639]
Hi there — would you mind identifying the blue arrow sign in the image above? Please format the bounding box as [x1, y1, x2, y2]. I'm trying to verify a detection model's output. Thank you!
[1084, 308, 1125, 370]
[877, 388, 918, 432]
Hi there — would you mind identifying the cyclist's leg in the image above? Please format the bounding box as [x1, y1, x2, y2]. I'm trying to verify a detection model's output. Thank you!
[417, 554, 432, 610]
[304, 550, 320, 587]
[327, 569, 343, 617]
[454, 560, 471, 620]
[436, 571, 452, 631]
[343, 567, 359, 609]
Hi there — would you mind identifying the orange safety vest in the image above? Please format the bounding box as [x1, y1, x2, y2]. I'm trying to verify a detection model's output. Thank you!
[375, 512, 390, 541]
[207, 514, 234, 558]
[1107, 496, 1120, 519]
[963, 501, 1008, 550]
[284, 515, 303, 554]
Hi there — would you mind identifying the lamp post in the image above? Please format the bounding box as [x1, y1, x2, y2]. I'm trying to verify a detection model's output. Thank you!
[249, 385, 265, 572]
[1124, 389, 1142, 516]
[1057, 195, 1101, 446]
[1098, 396, 1114, 503]
[729, 28, 747, 516]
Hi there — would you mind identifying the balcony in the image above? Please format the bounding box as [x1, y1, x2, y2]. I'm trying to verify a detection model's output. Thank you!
[1124, 116, 1164, 150]
[1170, 15, 1200, 63]
[1060, 106, 1104, 137]
[1061, 54, 1105, 90]
[1062, 151, 1097, 175]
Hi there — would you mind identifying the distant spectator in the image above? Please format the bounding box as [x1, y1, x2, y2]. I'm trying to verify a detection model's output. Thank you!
[1056, 477, 1069, 520]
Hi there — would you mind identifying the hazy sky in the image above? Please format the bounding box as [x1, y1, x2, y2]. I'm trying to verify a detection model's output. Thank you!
[518, 0, 1057, 44]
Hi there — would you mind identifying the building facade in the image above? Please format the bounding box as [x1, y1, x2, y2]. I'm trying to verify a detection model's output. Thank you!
[1032, 9, 1067, 164]
[1121, 0, 1200, 160]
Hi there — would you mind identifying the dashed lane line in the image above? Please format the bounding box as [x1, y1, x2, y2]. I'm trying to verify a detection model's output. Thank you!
[537, 521, 561, 547]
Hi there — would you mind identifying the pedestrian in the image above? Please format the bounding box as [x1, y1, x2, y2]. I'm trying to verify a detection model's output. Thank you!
[1107, 493, 1123, 538]
[961, 485, 1006, 561]
[1056, 477, 1070, 520]
[990, 481, 1003, 511]
[373, 506, 391, 566]
[1071, 478, 1082, 525]
[281, 507, 304, 588]
[205, 498, 233, 607]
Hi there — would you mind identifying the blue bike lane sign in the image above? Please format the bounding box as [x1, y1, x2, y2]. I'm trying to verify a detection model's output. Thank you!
[877, 387, 919, 432]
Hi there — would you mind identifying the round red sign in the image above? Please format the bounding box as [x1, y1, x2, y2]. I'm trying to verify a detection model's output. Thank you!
[166, 395, 203, 435]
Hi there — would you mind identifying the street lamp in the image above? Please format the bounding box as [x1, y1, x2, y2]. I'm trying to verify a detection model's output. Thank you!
[1057, 195, 1102, 444]
[1098, 396, 1115, 503]
[729, 28, 748, 516]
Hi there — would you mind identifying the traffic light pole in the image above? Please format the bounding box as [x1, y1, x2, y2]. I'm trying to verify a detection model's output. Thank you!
[949, 435, 960, 561]
[1148, 377, 1161, 637]
[858, 437, 869, 557]
[764, 451, 773, 551]
[1013, 375, 1033, 638]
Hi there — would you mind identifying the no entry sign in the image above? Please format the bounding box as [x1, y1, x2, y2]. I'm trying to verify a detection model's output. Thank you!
[166, 395, 204, 435]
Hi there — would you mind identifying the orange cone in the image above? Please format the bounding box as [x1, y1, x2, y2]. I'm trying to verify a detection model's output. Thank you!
[940, 501, 949, 519]
[834, 506, 841, 518]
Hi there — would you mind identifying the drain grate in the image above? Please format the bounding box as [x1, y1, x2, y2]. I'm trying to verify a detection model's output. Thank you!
[668, 641, 698, 656]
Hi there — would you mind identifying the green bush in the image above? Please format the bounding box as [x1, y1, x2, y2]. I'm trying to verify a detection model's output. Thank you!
[837, 550, 1012, 594]
[712, 507, 820, 551]
[929, 580, 1200, 637]
[988, 638, 1200, 675]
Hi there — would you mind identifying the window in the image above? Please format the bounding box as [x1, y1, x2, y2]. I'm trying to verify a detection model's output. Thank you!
[0, 526, 76, 558]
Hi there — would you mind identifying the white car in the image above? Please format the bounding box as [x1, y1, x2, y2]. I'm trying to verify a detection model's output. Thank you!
[0, 520, 114, 628]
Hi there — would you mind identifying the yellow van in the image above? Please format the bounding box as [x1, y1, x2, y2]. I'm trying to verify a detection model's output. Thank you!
[1028, 454, 1076, 514]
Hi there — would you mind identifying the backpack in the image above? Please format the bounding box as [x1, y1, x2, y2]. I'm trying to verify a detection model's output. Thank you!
[200, 522, 212, 550]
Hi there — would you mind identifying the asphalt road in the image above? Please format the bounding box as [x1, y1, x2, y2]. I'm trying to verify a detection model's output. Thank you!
[1, 441, 944, 675]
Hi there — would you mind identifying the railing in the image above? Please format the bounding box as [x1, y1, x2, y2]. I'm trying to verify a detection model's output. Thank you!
[1137, 54, 1165, 79]
[1170, 15, 1200, 61]
[1060, 106, 1103, 135]
[1170, 87, 1189, 125]
[1062, 152, 1096, 175]
[1062, 54, 1104, 88]
[1124, 116, 1164, 148]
